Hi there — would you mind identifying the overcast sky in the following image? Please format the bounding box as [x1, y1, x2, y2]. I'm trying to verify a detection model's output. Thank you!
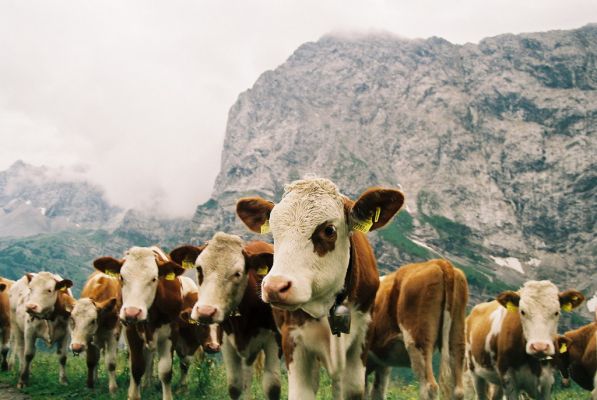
[0, 0, 595, 217]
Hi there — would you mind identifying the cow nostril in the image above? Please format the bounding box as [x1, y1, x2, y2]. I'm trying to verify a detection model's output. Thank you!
[279, 281, 292, 293]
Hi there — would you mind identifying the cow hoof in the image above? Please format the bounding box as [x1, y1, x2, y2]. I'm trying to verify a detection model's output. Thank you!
[60, 378, 68, 385]
[16, 382, 25, 389]
[109, 384, 118, 394]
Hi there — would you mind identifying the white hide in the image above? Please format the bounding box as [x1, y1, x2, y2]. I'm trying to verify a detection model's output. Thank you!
[192, 232, 248, 323]
[119, 247, 160, 322]
[179, 276, 198, 298]
[265, 178, 351, 318]
[517, 280, 561, 356]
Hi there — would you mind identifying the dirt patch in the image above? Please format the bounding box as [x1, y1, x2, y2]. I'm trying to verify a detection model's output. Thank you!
[0, 383, 30, 400]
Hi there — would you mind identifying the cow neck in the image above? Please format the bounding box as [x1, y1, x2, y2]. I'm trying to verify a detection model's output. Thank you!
[327, 236, 355, 336]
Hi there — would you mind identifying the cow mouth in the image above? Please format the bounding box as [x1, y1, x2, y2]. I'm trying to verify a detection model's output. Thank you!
[269, 301, 300, 311]
[26, 309, 51, 319]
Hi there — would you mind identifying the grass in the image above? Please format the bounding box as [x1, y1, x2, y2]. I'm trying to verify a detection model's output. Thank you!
[0, 350, 589, 399]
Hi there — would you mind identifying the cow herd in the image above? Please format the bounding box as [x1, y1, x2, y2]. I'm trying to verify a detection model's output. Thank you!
[0, 177, 595, 400]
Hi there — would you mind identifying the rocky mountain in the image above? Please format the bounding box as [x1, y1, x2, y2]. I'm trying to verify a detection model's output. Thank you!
[188, 24, 596, 320]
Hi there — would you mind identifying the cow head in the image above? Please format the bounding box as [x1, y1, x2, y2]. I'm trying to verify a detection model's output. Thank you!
[497, 281, 584, 358]
[24, 272, 73, 319]
[236, 177, 404, 318]
[93, 247, 184, 324]
[171, 233, 274, 324]
[69, 297, 117, 353]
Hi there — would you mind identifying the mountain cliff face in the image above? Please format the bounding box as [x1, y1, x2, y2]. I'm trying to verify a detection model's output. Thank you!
[190, 25, 596, 317]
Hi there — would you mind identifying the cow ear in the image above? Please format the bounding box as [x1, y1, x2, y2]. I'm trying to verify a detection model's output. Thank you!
[179, 308, 193, 323]
[559, 290, 585, 312]
[236, 197, 275, 234]
[96, 297, 118, 315]
[26, 273, 35, 283]
[55, 279, 73, 292]
[158, 261, 185, 278]
[242, 248, 274, 276]
[349, 188, 405, 233]
[169, 245, 204, 269]
[0, 283, 6, 292]
[497, 290, 520, 311]
[94, 257, 124, 276]
[64, 297, 75, 314]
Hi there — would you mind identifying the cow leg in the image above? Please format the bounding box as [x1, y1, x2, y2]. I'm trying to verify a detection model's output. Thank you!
[156, 328, 174, 400]
[56, 333, 69, 385]
[404, 336, 438, 399]
[8, 325, 17, 370]
[18, 324, 37, 388]
[86, 342, 100, 388]
[471, 374, 489, 400]
[501, 373, 519, 400]
[126, 327, 145, 400]
[370, 366, 390, 400]
[0, 326, 9, 370]
[222, 334, 245, 399]
[141, 349, 154, 389]
[592, 370, 597, 400]
[261, 337, 281, 400]
[178, 354, 192, 388]
[105, 333, 119, 394]
[287, 345, 319, 400]
[342, 337, 368, 400]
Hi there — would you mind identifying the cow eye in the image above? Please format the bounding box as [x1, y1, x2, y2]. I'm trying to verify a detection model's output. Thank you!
[47, 289, 52, 293]
[324, 225, 336, 237]
[520, 310, 526, 316]
[554, 311, 559, 316]
[152, 277, 157, 282]
[233, 272, 241, 278]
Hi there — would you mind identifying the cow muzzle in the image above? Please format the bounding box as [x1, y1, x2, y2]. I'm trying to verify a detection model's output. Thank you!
[193, 305, 218, 324]
[122, 307, 143, 324]
[262, 275, 294, 305]
[528, 341, 554, 358]
[203, 342, 220, 354]
[70, 343, 85, 354]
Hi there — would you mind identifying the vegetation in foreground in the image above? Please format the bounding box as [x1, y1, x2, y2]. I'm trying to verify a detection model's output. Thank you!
[0, 350, 588, 399]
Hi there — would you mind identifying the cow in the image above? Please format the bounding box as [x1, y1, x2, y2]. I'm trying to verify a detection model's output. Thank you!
[236, 177, 404, 400]
[9, 272, 73, 388]
[92, 246, 185, 400]
[558, 312, 597, 399]
[366, 259, 469, 400]
[466, 280, 584, 399]
[0, 277, 14, 370]
[170, 233, 281, 399]
[69, 271, 121, 393]
[175, 274, 223, 388]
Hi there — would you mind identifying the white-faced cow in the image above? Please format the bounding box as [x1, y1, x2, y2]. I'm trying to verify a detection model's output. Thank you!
[558, 312, 596, 399]
[0, 277, 14, 370]
[93, 246, 185, 400]
[367, 259, 469, 400]
[174, 275, 223, 388]
[9, 272, 74, 388]
[170, 233, 281, 399]
[69, 271, 121, 393]
[466, 280, 584, 399]
[236, 177, 404, 400]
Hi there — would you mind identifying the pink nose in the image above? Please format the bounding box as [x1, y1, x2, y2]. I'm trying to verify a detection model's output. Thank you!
[71, 343, 85, 353]
[530, 342, 550, 353]
[124, 307, 142, 321]
[26, 303, 38, 312]
[195, 305, 217, 323]
[262, 276, 292, 303]
[204, 342, 220, 353]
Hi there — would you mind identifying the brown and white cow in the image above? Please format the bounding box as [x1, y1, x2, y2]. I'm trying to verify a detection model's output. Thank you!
[236, 177, 404, 399]
[9, 272, 74, 388]
[69, 271, 121, 393]
[0, 277, 14, 370]
[174, 275, 222, 388]
[170, 233, 281, 399]
[93, 246, 185, 400]
[558, 312, 597, 399]
[466, 280, 584, 399]
[367, 259, 469, 400]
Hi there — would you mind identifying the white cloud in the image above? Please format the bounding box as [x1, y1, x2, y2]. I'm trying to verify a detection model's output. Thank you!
[0, 0, 595, 216]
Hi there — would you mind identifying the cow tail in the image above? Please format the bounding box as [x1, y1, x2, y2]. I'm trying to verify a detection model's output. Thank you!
[438, 259, 455, 399]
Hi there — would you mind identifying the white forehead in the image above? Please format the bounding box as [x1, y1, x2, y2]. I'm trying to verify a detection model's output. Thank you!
[122, 247, 159, 277]
[198, 232, 245, 273]
[519, 280, 560, 311]
[271, 178, 346, 236]
[72, 298, 97, 319]
[29, 272, 57, 289]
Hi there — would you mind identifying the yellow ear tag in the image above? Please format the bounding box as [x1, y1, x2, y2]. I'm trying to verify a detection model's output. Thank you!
[559, 343, 568, 353]
[260, 219, 271, 234]
[256, 266, 269, 276]
[374, 207, 381, 223]
[506, 301, 518, 312]
[352, 217, 373, 233]
[165, 272, 175, 281]
[562, 303, 573, 312]
[60, 286, 68, 292]
[105, 270, 119, 278]
[182, 260, 195, 270]
[187, 318, 198, 325]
